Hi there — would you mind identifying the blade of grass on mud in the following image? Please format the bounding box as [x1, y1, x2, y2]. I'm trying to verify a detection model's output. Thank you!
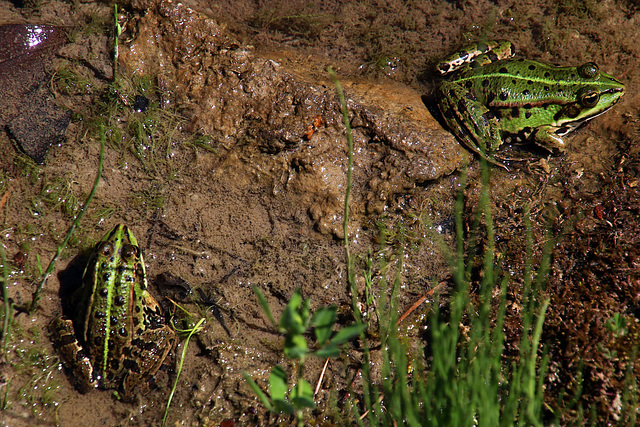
[162, 316, 205, 427]
[328, 67, 382, 424]
[1, 246, 12, 357]
[242, 372, 274, 412]
[252, 285, 276, 326]
[29, 126, 105, 312]
[113, 4, 122, 79]
[328, 67, 358, 318]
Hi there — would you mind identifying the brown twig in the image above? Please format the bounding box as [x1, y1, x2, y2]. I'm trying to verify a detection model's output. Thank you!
[0, 185, 13, 211]
[396, 280, 447, 326]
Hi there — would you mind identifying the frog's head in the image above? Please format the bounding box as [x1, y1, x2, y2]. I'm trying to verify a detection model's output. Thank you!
[102, 224, 139, 247]
[554, 62, 625, 135]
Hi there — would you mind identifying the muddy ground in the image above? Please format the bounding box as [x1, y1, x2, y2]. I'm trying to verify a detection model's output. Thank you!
[0, 0, 639, 425]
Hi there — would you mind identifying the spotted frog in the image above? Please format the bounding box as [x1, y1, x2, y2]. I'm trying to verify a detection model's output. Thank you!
[50, 224, 176, 400]
[435, 40, 625, 166]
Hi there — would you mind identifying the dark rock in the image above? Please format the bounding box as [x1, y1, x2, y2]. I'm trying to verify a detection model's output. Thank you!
[0, 24, 69, 162]
[6, 87, 72, 163]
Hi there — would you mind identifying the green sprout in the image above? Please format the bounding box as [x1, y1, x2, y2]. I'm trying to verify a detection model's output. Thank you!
[244, 287, 365, 426]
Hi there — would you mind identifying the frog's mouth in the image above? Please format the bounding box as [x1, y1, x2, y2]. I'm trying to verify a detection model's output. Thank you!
[555, 105, 616, 137]
[554, 87, 625, 136]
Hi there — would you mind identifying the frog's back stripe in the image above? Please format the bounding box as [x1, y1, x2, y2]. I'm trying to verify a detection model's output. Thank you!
[455, 60, 625, 108]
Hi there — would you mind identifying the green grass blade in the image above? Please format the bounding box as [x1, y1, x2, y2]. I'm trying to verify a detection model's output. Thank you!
[162, 316, 206, 426]
[29, 126, 105, 312]
[0, 246, 12, 359]
[252, 285, 276, 326]
[243, 372, 273, 411]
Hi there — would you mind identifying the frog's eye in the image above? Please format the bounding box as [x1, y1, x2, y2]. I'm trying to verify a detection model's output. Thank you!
[578, 88, 600, 108]
[578, 62, 599, 79]
[98, 242, 114, 257]
[122, 244, 140, 260]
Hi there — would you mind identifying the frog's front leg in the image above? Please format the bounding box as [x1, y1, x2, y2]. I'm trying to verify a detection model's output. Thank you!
[530, 125, 568, 152]
[436, 80, 507, 168]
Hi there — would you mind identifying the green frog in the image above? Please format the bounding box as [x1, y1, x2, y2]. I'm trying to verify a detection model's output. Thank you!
[49, 224, 176, 401]
[435, 40, 625, 167]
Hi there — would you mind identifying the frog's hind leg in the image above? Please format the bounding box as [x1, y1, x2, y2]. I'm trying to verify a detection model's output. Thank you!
[49, 317, 96, 393]
[120, 325, 177, 400]
[436, 82, 508, 170]
[437, 40, 514, 75]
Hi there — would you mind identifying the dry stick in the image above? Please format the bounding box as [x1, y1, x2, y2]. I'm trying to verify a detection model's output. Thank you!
[359, 394, 385, 421]
[0, 185, 12, 211]
[29, 130, 105, 313]
[314, 357, 331, 398]
[396, 280, 447, 326]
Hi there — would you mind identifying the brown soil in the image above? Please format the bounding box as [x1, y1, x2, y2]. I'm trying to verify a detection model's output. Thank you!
[0, 0, 639, 425]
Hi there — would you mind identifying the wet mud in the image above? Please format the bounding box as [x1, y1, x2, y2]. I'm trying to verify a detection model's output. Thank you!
[0, 0, 639, 425]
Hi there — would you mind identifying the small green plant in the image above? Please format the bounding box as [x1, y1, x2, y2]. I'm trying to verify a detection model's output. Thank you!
[620, 350, 639, 424]
[126, 107, 182, 174]
[33, 176, 80, 219]
[244, 287, 365, 426]
[186, 134, 219, 155]
[605, 312, 628, 337]
[13, 155, 41, 186]
[52, 66, 94, 96]
[87, 73, 188, 177]
[1, 323, 62, 414]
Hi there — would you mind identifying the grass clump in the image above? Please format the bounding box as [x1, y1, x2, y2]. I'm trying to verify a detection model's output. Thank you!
[83, 73, 193, 183]
[0, 306, 61, 415]
[52, 66, 94, 96]
[33, 176, 80, 219]
[350, 165, 551, 426]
